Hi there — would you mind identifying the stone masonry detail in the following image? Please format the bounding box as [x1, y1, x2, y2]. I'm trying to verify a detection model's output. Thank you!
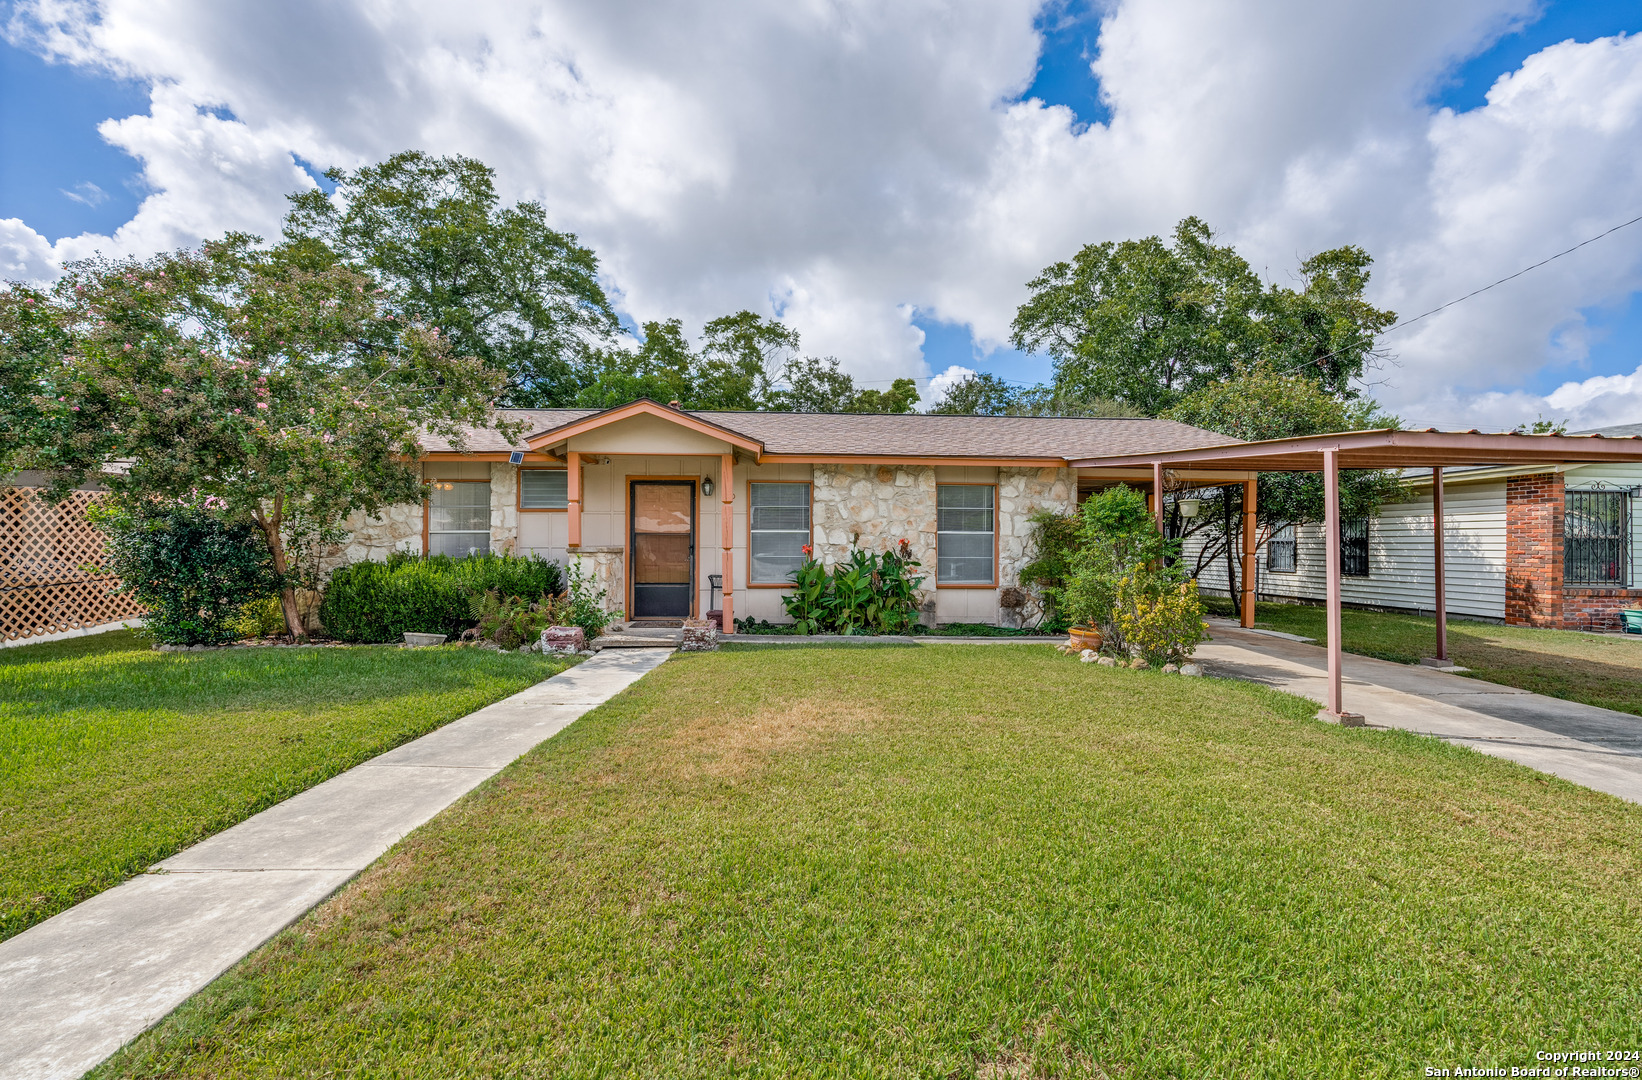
[998, 466, 1077, 588]
[811, 464, 938, 609]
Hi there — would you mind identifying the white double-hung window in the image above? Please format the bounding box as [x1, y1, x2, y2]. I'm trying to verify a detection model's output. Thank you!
[937, 485, 995, 584]
[427, 481, 491, 557]
[749, 482, 811, 584]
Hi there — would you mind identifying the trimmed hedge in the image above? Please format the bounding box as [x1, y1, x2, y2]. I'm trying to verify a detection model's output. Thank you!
[321, 553, 566, 644]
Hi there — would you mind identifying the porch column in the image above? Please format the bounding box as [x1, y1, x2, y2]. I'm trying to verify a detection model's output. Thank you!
[720, 453, 735, 630]
[566, 450, 582, 549]
[1433, 466, 1448, 662]
[1152, 461, 1165, 534]
[1322, 447, 1361, 723]
[1241, 477, 1258, 629]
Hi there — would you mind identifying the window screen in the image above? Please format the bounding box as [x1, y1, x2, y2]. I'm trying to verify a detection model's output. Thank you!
[1565, 489, 1630, 586]
[937, 485, 995, 584]
[1267, 523, 1296, 573]
[1341, 518, 1369, 577]
[749, 483, 810, 584]
[427, 481, 491, 557]
[520, 469, 569, 509]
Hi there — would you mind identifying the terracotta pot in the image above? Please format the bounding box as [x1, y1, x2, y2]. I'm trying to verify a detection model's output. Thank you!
[1067, 625, 1103, 651]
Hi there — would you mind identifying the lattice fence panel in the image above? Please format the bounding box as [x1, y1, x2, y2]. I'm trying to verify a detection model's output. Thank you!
[0, 486, 144, 642]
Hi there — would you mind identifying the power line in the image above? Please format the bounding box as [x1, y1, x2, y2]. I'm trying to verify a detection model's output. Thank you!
[856, 210, 1642, 389]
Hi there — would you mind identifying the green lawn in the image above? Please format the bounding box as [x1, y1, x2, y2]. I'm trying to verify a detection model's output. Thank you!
[1205, 597, 1642, 717]
[100, 645, 1642, 1078]
[0, 630, 576, 941]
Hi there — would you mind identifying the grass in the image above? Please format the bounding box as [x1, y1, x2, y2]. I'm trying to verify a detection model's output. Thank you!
[0, 630, 577, 941]
[100, 645, 1642, 1078]
[1203, 597, 1642, 717]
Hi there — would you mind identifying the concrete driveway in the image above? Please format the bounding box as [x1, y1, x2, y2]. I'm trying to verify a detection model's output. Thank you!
[1199, 619, 1642, 805]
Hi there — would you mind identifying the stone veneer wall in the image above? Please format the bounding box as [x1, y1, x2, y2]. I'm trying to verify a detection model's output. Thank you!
[575, 547, 626, 615]
[997, 466, 1077, 587]
[811, 464, 938, 616]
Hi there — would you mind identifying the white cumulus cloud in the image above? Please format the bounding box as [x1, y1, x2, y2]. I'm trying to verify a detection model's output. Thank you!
[5, 0, 1642, 431]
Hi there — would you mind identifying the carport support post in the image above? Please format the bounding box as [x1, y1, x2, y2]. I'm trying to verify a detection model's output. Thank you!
[720, 453, 735, 631]
[1152, 461, 1165, 534]
[1321, 447, 1363, 724]
[1241, 478, 1257, 629]
[1433, 466, 1448, 662]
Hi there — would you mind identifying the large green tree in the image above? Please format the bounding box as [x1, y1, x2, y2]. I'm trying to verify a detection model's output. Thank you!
[771, 356, 919, 413]
[572, 311, 801, 411]
[1010, 217, 1395, 415]
[4, 234, 512, 639]
[931, 372, 1131, 417]
[283, 151, 617, 407]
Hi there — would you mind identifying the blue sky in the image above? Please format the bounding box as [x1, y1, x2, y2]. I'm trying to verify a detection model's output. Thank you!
[905, 0, 1642, 397]
[2, 0, 1640, 425]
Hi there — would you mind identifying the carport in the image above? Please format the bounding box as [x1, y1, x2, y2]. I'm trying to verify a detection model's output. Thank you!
[1072, 429, 1642, 722]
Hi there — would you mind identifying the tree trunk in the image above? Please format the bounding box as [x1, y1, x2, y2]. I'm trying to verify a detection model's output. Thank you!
[254, 496, 308, 643]
[1224, 485, 1241, 618]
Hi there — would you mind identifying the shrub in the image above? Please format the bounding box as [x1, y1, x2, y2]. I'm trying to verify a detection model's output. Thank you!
[92, 496, 281, 646]
[1114, 573, 1208, 667]
[564, 557, 615, 639]
[319, 560, 473, 643]
[1061, 484, 1179, 650]
[779, 541, 925, 634]
[1019, 509, 1080, 629]
[387, 551, 563, 601]
[468, 589, 573, 649]
[231, 596, 287, 639]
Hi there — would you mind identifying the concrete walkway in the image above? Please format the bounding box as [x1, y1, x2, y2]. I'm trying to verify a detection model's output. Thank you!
[1200, 619, 1642, 804]
[0, 647, 673, 1080]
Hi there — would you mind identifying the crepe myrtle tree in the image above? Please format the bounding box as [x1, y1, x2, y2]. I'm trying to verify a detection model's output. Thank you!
[7, 234, 517, 641]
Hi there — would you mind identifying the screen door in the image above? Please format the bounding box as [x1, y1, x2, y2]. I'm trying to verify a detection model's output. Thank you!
[630, 481, 695, 618]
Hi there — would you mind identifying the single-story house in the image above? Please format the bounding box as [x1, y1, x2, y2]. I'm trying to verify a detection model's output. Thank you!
[333, 399, 1234, 627]
[1184, 422, 1642, 633]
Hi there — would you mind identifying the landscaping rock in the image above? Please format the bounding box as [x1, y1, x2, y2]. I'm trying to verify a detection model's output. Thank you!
[540, 626, 587, 655]
[402, 632, 448, 648]
[1096, 656, 1117, 667]
[681, 621, 719, 652]
[1180, 663, 1204, 677]
[1079, 649, 1098, 662]
[1130, 659, 1150, 670]
[1162, 663, 1179, 674]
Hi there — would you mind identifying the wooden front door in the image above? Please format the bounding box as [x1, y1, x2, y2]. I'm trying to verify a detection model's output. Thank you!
[630, 481, 695, 619]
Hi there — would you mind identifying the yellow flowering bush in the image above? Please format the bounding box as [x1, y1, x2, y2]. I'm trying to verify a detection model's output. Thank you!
[1114, 574, 1209, 667]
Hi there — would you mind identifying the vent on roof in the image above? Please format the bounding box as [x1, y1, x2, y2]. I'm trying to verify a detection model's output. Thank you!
[668, 399, 682, 409]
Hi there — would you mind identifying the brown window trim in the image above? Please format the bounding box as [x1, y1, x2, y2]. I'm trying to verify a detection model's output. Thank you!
[745, 479, 814, 589]
[935, 482, 998, 589]
[517, 465, 570, 513]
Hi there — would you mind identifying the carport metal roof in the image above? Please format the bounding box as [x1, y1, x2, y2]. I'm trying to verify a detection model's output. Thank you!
[1071, 428, 1642, 723]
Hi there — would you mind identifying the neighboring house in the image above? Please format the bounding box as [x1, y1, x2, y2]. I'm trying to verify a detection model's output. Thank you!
[333, 399, 1230, 626]
[1186, 423, 1642, 633]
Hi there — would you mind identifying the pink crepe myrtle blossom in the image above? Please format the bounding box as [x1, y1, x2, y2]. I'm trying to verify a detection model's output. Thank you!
[161, 388, 172, 394]
[256, 402, 268, 409]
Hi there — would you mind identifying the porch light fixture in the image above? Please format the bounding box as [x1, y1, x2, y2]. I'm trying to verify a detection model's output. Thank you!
[1178, 497, 1201, 518]
[701, 476, 715, 497]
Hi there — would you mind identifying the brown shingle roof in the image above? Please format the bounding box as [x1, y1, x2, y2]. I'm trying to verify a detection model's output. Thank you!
[423, 407, 1236, 460]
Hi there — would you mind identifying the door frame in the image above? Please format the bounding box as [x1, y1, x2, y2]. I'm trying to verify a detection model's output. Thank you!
[625, 476, 699, 620]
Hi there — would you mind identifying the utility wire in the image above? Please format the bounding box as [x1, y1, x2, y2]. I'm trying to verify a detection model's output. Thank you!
[848, 211, 1642, 388]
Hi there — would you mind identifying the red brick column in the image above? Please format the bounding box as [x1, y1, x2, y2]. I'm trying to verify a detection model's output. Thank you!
[1505, 472, 1564, 627]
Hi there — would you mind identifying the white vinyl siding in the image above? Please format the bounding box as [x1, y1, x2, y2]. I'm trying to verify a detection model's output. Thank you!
[520, 469, 569, 509]
[749, 482, 810, 584]
[427, 480, 491, 557]
[1182, 480, 1509, 619]
[937, 485, 995, 584]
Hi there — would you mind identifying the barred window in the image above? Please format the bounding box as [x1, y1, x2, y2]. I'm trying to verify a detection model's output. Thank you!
[937, 485, 995, 584]
[1341, 519, 1369, 577]
[749, 483, 811, 584]
[1267, 523, 1296, 573]
[427, 481, 491, 557]
[1565, 489, 1630, 586]
[520, 469, 568, 509]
